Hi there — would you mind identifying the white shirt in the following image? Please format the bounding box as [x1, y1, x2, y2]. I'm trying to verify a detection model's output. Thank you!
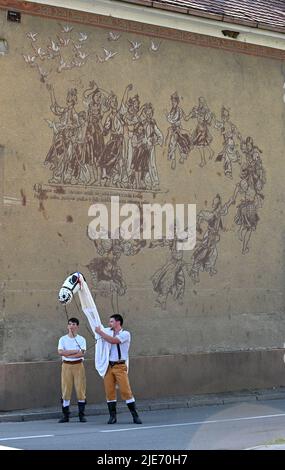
[109, 329, 131, 362]
[58, 334, 86, 362]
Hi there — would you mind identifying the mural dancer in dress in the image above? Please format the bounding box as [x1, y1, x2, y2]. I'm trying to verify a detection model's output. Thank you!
[142, 103, 163, 191]
[122, 90, 143, 186]
[190, 96, 215, 168]
[44, 84, 80, 184]
[165, 92, 192, 170]
[232, 153, 265, 255]
[82, 81, 109, 185]
[97, 85, 132, 187]
[190, 194, 234, 283]
[150, 238, 191, 310]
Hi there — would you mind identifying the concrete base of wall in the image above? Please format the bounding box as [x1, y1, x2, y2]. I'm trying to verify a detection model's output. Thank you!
[1, 349, 284, 411]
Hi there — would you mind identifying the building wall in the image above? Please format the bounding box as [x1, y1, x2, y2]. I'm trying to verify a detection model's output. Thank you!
[0, 1, 285, 410]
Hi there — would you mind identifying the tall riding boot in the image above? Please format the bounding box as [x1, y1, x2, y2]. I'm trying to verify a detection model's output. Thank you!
[78, 401, 87, 422]
[107, 401, 117, 424]
[127, 401, 142, 424]
[58, 406, 70, 423]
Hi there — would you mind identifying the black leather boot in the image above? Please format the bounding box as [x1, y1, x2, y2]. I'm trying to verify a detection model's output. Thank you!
[58, 406, 70, 423]
[78, 401, 87, 422]
[127, 402, 142, 424]
[107, 401, 117, 424]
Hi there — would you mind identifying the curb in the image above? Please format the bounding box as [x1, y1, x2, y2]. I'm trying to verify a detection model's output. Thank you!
[1, 387, 285, 423]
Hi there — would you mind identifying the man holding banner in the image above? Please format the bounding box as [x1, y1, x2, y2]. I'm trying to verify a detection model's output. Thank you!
[95, 314, 142, 425]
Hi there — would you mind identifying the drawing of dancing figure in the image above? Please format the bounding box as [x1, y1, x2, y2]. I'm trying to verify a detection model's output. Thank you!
[190, 194, 233, 283]
[150, 239, 191, 310]
[97, 86, 133, 187]
[190, 96, 215, 168]
[232, 165, 263, 255]
[165, 92, 192, 170]
[214, 106, 241, 179]
[44, 84, 79, 184]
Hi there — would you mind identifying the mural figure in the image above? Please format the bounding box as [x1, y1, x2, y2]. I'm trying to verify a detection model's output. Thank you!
[142, 103, 163, 191]
[82, 81, 109, 184]
[232, 166, 263, 255]
[165, 92, 192, 170]
[190, 96, 215, 168]
[97, 88, 128, 187]
[214, 106, 241, 179]
[190, 194, 234, 283]
[150, 239, 191, 310]
[69, 110, 89, 185]
[123, 89, 143, 184]
[44, 84, 80, 184]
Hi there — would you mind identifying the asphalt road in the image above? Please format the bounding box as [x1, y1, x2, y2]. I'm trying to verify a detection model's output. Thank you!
[1, 398, 285, 451]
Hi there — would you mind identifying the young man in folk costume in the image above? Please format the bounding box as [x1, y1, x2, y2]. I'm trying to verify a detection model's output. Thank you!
[58, 317, 87, 423]
[95, 314, 142, 425]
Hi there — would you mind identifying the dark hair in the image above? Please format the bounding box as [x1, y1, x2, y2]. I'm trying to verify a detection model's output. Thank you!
[110, 314, 123, 326]
[68, 317, 79, 325]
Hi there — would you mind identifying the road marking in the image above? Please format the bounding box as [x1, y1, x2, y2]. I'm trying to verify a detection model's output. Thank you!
[0, 434, 54, 441]
[0, 446, 23, 450]
[100, 412, 285, 432]
[0, 445, 22, 450]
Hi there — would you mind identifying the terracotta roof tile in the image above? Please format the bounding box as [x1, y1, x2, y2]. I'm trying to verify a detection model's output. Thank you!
[121, 0, 285, 33]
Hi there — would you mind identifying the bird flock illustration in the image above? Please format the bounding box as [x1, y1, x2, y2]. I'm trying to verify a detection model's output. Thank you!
[23, 24, 162, 82]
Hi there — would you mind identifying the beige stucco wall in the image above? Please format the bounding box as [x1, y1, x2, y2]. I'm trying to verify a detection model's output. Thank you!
[0, 2, 285, 409]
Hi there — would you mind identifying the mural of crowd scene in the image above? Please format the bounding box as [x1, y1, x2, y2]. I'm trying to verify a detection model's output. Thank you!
[43, 81, 163, 191]
[150, 132, 266, 309]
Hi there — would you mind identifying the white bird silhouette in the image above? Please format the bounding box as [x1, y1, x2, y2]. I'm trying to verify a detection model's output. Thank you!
[128, 40, 142, 52]
[149, 40, 161, 52]
[48, 40, 60, 53]
[27, 32, 38, 42]
[76, 50, 88, 60]
[60, 24, 73, 33]
[97, 48, 118, 62]
[78, 32, 88, 42]
[72, 41, 82, 51]
[108, 31, 121, 41]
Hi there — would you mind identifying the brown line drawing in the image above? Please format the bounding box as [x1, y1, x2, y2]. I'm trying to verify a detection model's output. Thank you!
[189, 96, 215, 168]
[214, 106, 241, 179]
[164, 92, 192, 170]
[190, 194, 234, 284]
[149, 239, 191, 310]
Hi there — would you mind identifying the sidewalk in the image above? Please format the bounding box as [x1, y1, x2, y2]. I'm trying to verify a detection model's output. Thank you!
[1, 386, 285, 423]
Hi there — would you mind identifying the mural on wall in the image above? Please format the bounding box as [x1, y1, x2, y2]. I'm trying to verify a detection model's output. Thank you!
[86, 224, 146, 313]
[149, 238, 192, 310]
[25, 22, 266, 311]
[43, 81, 163, 191]
[23, 25, 162, 80]
[23, 25, 90, 82]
